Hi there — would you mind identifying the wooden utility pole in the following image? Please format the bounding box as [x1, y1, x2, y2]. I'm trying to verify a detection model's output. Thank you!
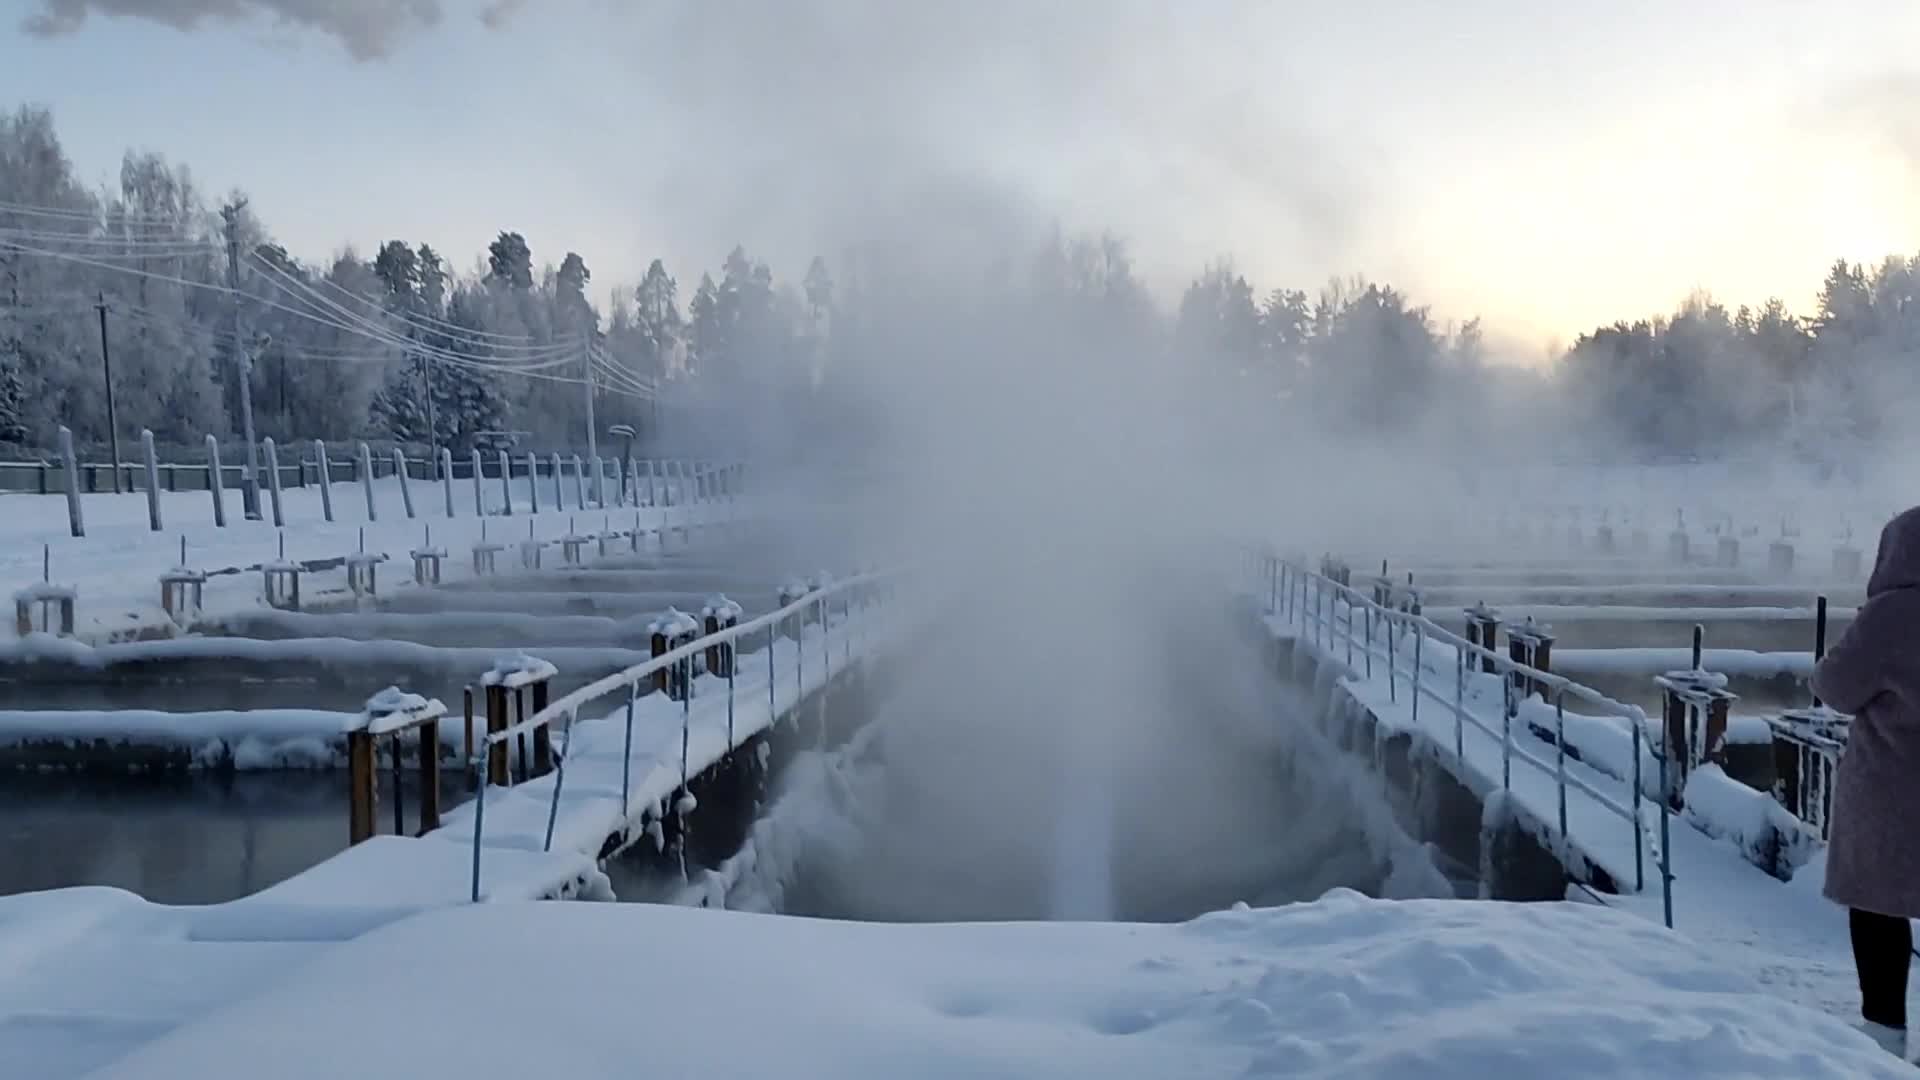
[94, 293, 122, 494]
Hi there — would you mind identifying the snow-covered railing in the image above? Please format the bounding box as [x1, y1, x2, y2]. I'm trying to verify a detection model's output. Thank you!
[465, 569, 897, 901]
[1254, 552, 1676, 927]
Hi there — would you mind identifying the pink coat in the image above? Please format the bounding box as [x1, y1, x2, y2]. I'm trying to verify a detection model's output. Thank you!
[1812, 507, 1920, 917]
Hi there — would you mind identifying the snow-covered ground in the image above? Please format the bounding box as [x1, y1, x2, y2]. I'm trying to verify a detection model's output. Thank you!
[0, 477, 731, 642]
[4, 887, 1898, 1079]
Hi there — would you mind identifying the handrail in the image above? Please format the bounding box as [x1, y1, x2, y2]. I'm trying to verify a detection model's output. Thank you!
[483, 570, 891, 750]
[466, 568, 899, 901]
[1254, 550, 1674, 926]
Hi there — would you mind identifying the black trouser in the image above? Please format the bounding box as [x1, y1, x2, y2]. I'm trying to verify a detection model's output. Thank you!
[1852, 908, 1912, 1028]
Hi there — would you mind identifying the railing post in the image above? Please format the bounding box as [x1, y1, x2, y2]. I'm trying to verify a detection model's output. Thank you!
[1554, 687, 1568, 840]
[527, 452, 542, 513]
[314, 440, 334, 522]
[1501, 672, 1513, 790]
[621, 681, 637, 814]
[141, 429, 162, 532]
[1386, 608, 1397, 703]
[551, 452, 565, 511]
[1631, 707, 1645, 893]
[358, 442, 377, 520]
[1453, 644, 1465, 760]
[469, 764, 487, 903]
[531, 678, 553, 777]
[206, 434, 227, 527]
[440, 448, 455, 517]
[498, 450, 513, 515]
[1409, 619, 1421, 727]
[58, 426, 84, 538]
[261, 437, 285, 527]
[471, 450, 485, 516]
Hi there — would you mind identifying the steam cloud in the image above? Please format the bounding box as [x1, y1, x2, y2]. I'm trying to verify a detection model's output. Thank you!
[19, 0, 522, 60]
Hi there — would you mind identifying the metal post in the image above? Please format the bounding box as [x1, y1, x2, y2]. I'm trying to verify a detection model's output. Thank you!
[1410, 621, 1422, 727]
[498, 450, 513, 515]
[95, 293, 122, 493]
[141, 429, 162, 531]
[1813, 596, 1829, 708]
[543, 713, 568, 853]
[1501, 674, 1513, 790]
[1386, 609, 1397, 703]
[1364, 606, 1373, 678]
[470, 449, 484, 516]
[621, 681, 637, 813]
[527, 452, 542, 513]
[223, 201, 262, 522]
[1660, 745, 1674, 928]
[573, 454, 586, 511]
[1453, 646, 1465, 760]
[550, 452, 565, 511]
[469, 761, 487, 903]
[1631, 709, 1645, 893]
[314, 440, 333, 522]
[1554, 688, 1568, 840]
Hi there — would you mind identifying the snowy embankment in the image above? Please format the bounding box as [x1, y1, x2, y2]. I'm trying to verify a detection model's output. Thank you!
[18, 890, 1897, 1080]
[0, 477, 736, 642]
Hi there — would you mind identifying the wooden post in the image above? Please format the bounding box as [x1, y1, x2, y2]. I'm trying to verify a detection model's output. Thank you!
[485, 684, 509, 787]
[530, 679, 553, 777]
[417, 716, 441, 833]
[348, 728, 377, 844]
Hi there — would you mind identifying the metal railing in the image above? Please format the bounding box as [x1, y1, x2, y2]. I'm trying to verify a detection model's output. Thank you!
[466, 570, 897, 901]
[1253, 552, 1675, 926]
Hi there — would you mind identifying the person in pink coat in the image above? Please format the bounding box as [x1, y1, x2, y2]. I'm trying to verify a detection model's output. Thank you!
[1812, 506, 1920, 1059]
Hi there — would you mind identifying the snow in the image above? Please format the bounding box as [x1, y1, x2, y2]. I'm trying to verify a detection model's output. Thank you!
[0, 707, 366, 768]
[1681, 764, 1820, 880]
[1555, 647, 1813, 681]
[12, 581, 75, 603]
[11, 892, 1896, 1079]
[647, 606, 701, 638]
[478, 652, 560, 688]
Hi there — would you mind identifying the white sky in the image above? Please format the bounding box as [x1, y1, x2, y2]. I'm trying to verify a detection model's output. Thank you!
[4, 0, 1918, 354]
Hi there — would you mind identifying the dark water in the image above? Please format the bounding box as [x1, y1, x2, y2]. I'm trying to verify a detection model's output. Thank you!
[0, 769, 462, 904]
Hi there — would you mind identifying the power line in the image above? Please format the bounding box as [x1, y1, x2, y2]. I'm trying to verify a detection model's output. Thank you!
[305, 269, 573, 347]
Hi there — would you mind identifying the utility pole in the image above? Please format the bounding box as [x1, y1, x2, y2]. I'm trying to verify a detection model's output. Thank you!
[422, 348, 438, 482]
[94, 292, 122, 494]
[223, 200, 262, 521]
[582, 331, 597, 465]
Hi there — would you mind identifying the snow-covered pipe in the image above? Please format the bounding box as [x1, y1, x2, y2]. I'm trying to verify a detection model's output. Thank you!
[141, 429, 162, 532]
[357, 442, 376, 521]
[58, 426, 83, 538]
[314, 440, 334, 523]
[393, 448, 415, 519]
[206, 434, 227, 528]
[262, 437, 285, 527]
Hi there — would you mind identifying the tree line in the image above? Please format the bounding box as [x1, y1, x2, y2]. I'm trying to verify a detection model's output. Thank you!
[2, 102, 1914, 466]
